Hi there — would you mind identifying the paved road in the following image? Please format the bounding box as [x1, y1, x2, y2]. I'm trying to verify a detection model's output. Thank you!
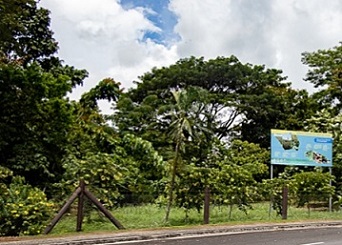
[110, 227, 342, 245]
[2, 222, 342, 245]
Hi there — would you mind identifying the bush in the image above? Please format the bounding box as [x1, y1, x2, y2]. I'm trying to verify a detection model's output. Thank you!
[0, 175, 55, 236]
[292, 171, 335, 208]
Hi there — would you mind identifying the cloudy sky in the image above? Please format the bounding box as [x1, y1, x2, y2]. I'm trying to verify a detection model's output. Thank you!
[39, 0, 342, 113]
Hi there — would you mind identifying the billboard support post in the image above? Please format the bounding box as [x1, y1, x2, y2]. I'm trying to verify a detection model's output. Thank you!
[329, 167, 332, 212]
[269, 164, 274, 218]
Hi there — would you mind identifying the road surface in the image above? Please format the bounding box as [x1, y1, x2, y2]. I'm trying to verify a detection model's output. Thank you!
[108, 227, 342, 245]
[2, 222, 342, 245]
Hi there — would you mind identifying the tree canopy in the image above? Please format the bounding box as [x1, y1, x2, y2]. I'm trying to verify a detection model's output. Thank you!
[115, 56, 316, 149]
[0, 0, 58, 64]
[302, 42, 342, 114]
[0, 0, 89, 192]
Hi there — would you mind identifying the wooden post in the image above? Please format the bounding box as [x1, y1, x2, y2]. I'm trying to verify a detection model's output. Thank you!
[44, 180, 125, 234]
[76, 180, 85, 232]
[84, 188, 125, 229]
[203, 186, 210, 224]
[282, 186, 288, 220]
[44, 187, 81, 234]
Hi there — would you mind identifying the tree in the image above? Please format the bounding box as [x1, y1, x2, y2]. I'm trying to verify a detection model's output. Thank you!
[61, 134, 165, 207]
[173, 163, 206, 217]
[304, 109, 342, 191]
[302, 42, 342, 114]
[59, 81, 165, 206]
[80, 78, 123, 109]
[115, 56, 308, 150]
[261, 166, 299, 217]
[163, 87, 210, 222]
[0, 63, 80, 191]
[0, 0, 88, 193]
[0, 0, 58, 64]
[238, 88, 318, 147]
[211, 140, 268, 218]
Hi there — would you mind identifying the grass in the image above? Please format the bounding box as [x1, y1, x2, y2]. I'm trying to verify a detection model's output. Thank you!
[48, 202, 342, 235]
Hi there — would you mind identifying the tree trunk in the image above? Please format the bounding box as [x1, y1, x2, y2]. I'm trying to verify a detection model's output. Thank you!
[228, 204, 233, 220]
[165, 143, 180, 222]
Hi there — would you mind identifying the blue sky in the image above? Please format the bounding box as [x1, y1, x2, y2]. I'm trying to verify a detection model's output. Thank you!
[120, 0, 179, 45]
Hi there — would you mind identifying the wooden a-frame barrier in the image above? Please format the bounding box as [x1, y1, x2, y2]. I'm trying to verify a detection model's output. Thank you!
[44, 180, 125, 234]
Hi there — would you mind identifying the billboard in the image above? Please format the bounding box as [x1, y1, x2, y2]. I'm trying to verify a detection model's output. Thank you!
[271, 129, 333, 167]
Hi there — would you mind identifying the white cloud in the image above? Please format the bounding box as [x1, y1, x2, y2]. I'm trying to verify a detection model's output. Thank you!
[40, 0, 342, 114]
[268, 0, 342, 89]
[170, 0, 342, 90]
[108, 40, 178, 87]
[41, 0, 176, 101]
[170, 0, 276, 63]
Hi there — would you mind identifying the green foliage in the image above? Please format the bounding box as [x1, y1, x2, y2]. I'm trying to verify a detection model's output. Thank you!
[304, 110, 342, 192]
[121, 134, 166, 202]
[261, 172, 295, 216]
[211, 140, 268, 217]
[61, 117, 166, 207]
[292, 171, 334, 208]
[261, 166, 335, 216]
[118, 56, 307, 148]
[302, 42, 342, 112]
[173, 163, 206, 214]
[0, 173, 55, 236]
[0, 0, 58, 64]
[0, 0, 88, 195]
[240, 88, 317, 147]
[165, 139, 269, 220]
[0, 62, 77, 191]
[61, 152, 126, 207]
[80, 78, 122, 109]
[0, 165, 12, 180]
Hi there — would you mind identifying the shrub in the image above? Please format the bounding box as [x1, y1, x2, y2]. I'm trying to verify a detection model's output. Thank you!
[0, 175, 55, 236]
[292, 171, 335, 209]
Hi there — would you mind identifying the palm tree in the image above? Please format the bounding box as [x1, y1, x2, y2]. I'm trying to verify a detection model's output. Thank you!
[164, 87, 209, 222]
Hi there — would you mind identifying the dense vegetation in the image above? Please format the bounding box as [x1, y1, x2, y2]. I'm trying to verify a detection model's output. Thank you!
[1, 0, 342, 236]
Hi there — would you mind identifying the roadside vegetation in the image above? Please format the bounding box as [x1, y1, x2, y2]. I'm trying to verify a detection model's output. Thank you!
[49, 203, 342, 234]
[1, 0, 342, 237]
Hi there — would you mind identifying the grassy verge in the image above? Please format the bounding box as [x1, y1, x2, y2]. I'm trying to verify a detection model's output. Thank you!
[49, 202, 342, 235]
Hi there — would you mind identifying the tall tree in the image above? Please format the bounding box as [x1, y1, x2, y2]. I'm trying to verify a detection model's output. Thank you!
[301, 42, 342, 193]
[238, 87, 318, 147]
[115, 56, 309, 149]
[60, 79, 165, 206]
[0, 0, 88, 193]
[302, 42, 342, 114]
[304, 109, 342, 190]
[0, 0, 58, 64]
[0, 63, 76, 190]
[163, 87, 210, 222]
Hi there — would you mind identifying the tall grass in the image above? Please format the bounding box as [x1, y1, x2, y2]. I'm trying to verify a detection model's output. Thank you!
[49, 202, 342, 235]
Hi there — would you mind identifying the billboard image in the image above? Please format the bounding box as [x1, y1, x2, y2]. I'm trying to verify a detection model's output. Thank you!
[271, 129, 333, 167]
